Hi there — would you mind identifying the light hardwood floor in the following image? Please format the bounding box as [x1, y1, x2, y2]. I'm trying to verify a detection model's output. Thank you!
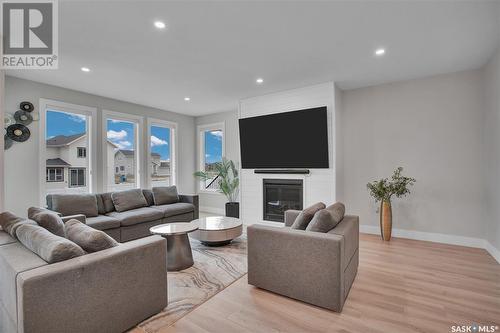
[151, 233, 500, 333]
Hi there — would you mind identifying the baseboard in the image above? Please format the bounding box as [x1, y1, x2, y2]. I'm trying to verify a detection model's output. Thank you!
[484, 240, 500, 264]
[359, 225, 500, 264]
[199, 206, 225, 215]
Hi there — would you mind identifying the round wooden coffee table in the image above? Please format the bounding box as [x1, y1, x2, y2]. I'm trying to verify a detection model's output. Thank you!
[150, 222, 198, 271]
[190, 216, 243, 246]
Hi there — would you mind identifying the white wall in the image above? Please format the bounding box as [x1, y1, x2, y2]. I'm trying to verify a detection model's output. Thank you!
[195, 110, 240, 214]
[239, 82, 336, 224]
[340, 69, 485, 239]
[4, 76, 196, 216]
[483, 46, 500, 252]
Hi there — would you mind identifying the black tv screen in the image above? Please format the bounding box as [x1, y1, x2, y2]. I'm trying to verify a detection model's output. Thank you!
[239, 107, 329, 169]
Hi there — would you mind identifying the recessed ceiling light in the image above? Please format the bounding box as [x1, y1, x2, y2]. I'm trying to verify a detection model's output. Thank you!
[375, 48, 386, 56]
[154, 21, 166, 29]
[256, 78, 264, 84]
[184, 97, 190, 101]
[81, 67, 90, 72]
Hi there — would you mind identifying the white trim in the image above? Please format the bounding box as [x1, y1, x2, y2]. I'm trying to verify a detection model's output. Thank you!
[359, 225, 500, 264]
[0, 71, 4, 211]
[146, 117, 178, 188]
[484, 241, 500, 264]
[196, 121, 225, 193]
[39, 99, 97, 206]
[199, 206, 225, 215]
[102, 110, 144, 191]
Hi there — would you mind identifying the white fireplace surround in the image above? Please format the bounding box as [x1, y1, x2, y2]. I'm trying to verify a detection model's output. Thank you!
[238, 82, 337, 224]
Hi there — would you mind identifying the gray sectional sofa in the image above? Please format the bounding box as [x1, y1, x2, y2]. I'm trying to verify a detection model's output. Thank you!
[46, 188, 199, 242]
[0, 231, 167, 333]
[247, 209, 359, 312]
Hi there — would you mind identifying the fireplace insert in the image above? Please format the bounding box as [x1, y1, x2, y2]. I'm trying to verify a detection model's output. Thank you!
[263, 179, 303, 222]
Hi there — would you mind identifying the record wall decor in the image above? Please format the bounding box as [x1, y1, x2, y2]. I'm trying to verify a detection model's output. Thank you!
[4, 101, 37, 150]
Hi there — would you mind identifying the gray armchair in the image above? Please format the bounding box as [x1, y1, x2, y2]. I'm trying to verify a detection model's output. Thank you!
[247, 209, 359, 312]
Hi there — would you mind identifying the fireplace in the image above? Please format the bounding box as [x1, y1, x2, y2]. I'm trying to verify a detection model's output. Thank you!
[263, 179, 303, 222]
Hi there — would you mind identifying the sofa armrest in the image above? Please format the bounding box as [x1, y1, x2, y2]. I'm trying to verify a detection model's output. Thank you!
[61, 214, 86, 224]
[284, 209, 301, 227]
[179, 194, 199, 219]
[247, 224, 345, 311]
[16, 236, 167, 333]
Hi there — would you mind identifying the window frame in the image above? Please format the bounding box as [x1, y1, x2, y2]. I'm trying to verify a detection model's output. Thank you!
[77, 147, 86, 158]
[39, 99, 97, 206]
[197, 122, 225, 194]
[102, 110, 144, 191]
[46, 167, 64, 182]
[146, 118, 178, 189]
[69, 168, 86, 187]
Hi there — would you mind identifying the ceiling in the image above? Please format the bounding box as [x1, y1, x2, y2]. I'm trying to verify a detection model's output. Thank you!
[7, 0, 500, 116]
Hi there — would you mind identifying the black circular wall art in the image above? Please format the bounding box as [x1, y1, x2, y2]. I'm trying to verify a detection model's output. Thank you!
[14, 110, 33, 126]
[20, 101, 34, 112]
[6, 124, 31, 142]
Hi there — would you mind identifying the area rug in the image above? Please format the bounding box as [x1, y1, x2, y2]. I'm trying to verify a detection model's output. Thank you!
[136, 232, 247, 332]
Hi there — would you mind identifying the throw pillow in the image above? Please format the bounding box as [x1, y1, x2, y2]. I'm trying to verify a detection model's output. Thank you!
[290, 202, 326, 230]
[100, 192, 116, 213]
[152, 186, 179, 205]
[142, 189, 155, 206]
[16, 224, 85, 263]
[50, 194, 99, 217]
[111, 189, 148, 212]
[0, 211, 37, 238]
[306, 202, 346, 233]
[65, 219, 119, 252]
[28, 207, 66, 238]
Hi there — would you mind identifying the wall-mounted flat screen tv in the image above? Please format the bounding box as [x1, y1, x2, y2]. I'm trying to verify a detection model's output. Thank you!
[239, 106, 329, 169]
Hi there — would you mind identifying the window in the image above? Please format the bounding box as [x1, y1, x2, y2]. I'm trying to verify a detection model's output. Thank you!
[77, 147, 86, 158]
[69, 168, 86, 187]
[46, 168, 64, 182]
[148, 119, 177, 188]
[198, 123, 224, 192]
[103, 111, 142, 192]
[41, 99, 96, 203]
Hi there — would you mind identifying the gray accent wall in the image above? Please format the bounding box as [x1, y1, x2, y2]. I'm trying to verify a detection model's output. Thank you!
[483, 46, 500, 251]
[4, 76, 196, 216]
[340, 69, 485, 239]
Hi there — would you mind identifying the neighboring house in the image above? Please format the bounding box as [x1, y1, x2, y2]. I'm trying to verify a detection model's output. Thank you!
[113, 150, 170, 182]
[46, 133, 117, 193]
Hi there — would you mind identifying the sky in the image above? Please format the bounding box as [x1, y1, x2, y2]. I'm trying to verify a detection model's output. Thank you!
[205, 130, 223, 164]
[46, 110, 86, 138]
[46, 111, 222, 162]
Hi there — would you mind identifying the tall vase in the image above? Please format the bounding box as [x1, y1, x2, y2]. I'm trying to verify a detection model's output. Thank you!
[380, 200, 392, 241]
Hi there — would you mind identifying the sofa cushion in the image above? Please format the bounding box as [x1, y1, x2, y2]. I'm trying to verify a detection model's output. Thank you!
[152, 186, 179, 205]
[0, 231, 16, 247]
[100, 192, 116, 213]
[290, 202, 326, 230]
[49, 194, 99, 217]
[0, 212, 37, 239]
[111, 189, 148, 212]
[107, 207, 163, 227]
[306, 202, 345, 233]
[142, 189, 155, 206]
[0, 242, 48, 325]
[65, 219, 119, 252]
[151, 202, 195, 218]
[96, 194, 106, 215]
[16, 224, 85, 263]
[28, 207, 66, 238]
[85, 215, 121, 231]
